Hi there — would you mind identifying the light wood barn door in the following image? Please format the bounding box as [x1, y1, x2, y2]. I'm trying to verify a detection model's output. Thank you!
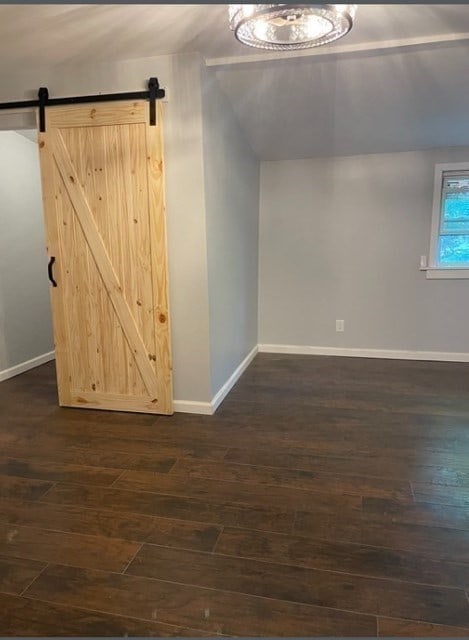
[38, 101, 173, 415]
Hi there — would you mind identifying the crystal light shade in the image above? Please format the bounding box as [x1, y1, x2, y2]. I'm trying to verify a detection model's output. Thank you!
[228, 4, 357, 51]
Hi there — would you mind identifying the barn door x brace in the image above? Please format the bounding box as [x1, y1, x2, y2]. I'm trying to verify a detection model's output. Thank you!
[0, 77, 165, 132]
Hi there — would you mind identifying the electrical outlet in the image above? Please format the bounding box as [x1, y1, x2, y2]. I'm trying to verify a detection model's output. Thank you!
[336, 319, 345, 332]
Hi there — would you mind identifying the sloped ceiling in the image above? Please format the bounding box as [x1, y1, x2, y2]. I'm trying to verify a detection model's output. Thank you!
[1, 4, 469, 159]
[213, 41, 469, 160]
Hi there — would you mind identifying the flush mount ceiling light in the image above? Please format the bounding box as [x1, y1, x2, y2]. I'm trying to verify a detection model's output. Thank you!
[228, 4, 357, 51]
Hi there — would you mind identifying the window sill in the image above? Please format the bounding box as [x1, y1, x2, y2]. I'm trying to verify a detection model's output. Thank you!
[423, 268, 469, 280]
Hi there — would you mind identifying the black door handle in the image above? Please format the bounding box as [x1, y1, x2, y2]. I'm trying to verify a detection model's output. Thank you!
[48, 256, 57, 287]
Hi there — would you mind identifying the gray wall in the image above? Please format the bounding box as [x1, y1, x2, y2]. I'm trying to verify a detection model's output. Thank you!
[201, 67, 260, 395]
[0, 131, 53, 372]
[259, 147, 469, 354]
[0, 53, 213, 403]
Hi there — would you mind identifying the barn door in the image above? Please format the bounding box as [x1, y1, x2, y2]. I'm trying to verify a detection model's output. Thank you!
[38, 100, 173, 415]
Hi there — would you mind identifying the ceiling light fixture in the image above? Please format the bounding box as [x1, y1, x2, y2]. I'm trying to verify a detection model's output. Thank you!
[228, 4, 357, 51]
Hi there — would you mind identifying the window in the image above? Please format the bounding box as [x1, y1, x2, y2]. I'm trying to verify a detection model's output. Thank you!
[427, 163, 469, 279]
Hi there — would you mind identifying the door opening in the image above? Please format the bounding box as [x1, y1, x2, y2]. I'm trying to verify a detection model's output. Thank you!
[0, 128, 55, 386]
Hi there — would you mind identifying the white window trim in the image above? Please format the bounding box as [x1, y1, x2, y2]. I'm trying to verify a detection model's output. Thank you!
[425, 162, 469, 279]
[426, 267, 469, 279]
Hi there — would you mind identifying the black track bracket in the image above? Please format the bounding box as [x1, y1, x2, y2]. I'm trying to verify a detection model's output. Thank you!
[38, 87, 49, 133]
[148, 77, 158, 126]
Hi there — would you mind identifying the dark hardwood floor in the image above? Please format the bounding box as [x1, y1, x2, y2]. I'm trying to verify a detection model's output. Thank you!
[1, 353, 469, 636]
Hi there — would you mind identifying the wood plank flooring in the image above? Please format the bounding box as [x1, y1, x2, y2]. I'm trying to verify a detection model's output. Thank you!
[1, 354, 469, 636]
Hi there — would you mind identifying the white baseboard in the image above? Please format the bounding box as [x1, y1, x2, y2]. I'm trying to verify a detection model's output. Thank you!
[258, 343, 469, 363]
[0, 346, 258, 416]
[5, 344, 468, 415]
[173, 345, 258, 415]
[0, 350, 55, 383]
[211, 345, 258, 413]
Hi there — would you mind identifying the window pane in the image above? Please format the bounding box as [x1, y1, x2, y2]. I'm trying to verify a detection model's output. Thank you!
[438, 234, 469, 265]
[442, 176, 469, 232]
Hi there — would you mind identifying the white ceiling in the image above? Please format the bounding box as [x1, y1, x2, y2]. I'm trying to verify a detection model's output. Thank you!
[1, 4, 469, 159]
[0, 4, 469, 66]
